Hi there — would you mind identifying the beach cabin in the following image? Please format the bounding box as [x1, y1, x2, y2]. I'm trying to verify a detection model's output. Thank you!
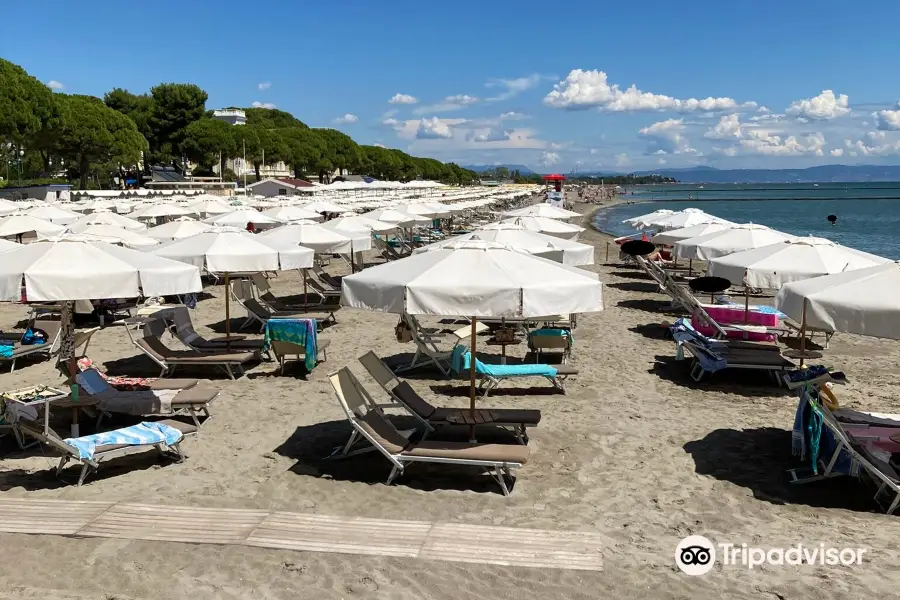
[248, 177, 318, 198]
[0, 184, 72, 203]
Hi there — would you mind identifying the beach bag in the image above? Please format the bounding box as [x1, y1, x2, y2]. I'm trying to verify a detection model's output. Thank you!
[394, 319, 413, 343]
[21, 328, 47, 346]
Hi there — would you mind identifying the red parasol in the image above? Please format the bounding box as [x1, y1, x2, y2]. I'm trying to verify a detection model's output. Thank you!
[542, 173, 567, 181]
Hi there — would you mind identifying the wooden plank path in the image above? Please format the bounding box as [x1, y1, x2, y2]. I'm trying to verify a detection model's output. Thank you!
[0, 499, 603, 571]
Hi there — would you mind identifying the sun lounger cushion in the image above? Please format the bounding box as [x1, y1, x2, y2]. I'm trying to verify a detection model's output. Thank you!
[63, 421, 185, 460]
[403, 440, 530, 464]
[358, 411, 411, 454]
[168, 387, 219, 407]
[391, 382, 437, 419]
[138, 339, 255, 364]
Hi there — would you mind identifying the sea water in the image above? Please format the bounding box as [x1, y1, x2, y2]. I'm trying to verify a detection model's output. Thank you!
[593, 184, 900, 259]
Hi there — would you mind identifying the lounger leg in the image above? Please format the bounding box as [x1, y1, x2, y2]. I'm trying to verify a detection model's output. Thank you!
[386, 464, 401, 485]
[225, 364, 235, 380]
[489, 466, 511, 496]
[172, 442, 186, 463]
[56, 456, 69, 474]
[76, 464, 90, 487]
[189, 407, 201, 429]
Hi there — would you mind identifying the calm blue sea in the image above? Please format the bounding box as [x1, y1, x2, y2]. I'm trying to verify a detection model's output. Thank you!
[593, 183, 900, 259]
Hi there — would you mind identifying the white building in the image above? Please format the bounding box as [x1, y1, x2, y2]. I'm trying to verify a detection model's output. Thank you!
[211, 108, 292, 178]
[212, 109, 247, 126]
[247, 177, 317, 197]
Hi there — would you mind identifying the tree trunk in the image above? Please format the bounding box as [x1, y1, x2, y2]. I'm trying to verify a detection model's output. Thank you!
[79, 154, 89, 189]
[254, 162, 261, 182]
[220, 154, 228, 180]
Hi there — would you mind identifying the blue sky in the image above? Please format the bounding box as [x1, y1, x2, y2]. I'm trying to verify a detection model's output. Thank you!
[4, 0, 900, 172]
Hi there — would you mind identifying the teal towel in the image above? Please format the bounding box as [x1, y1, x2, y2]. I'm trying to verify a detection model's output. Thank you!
[264, 318, 318, 371]
[450, 346, 557, 377]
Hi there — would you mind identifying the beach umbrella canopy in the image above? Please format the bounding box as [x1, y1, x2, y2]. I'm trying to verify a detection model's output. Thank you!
[413, 229, 594, 266]
[23, 205, 81, 225]
[362, 207, 431, 227]
[301, 200, 355, 214]
[643, 208, 731, 231]
[188, 197, 235, 217]
[0, 199, 21, 216]
[499, 216, 585, 240]
[145, 219, 212, 241]
[396, 202, 452, 219]
[708, 236, 890, 289]
[68, 211, 147, 233]
[623, 209, 675, 226]
[674, 224, 794, 260]
[0, 240, 201, 301]
[67, 224, 160, 248]
[0, 238, 20, 252]
[151, 229, 284, 272]
[341, 245, 603, 318]
[502, 204, 580, 220]
[0, 215, 66, 238]
[322, 215, 398, 235]
[651, 222, 735, 246]
[204, 208, 282, 228]
[131, 204, 198, 220]
[775, 261, 900, 340]
[257, 222, 353, 254]
[263, 205, 324, 222]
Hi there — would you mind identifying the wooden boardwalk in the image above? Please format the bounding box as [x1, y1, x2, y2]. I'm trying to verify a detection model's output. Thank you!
[0, 498, 603, 571]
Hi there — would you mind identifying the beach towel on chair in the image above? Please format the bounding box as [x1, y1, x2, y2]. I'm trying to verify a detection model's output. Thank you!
[63, 421, 184, 460]
[264, 318, 318, 371]
[76, 369, 177, 415]
[450, 346, 557, 377]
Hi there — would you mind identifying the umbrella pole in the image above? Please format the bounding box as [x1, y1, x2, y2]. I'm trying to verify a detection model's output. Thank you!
[303, 269, 308, 308]
[350, 240, 355, 273]
[224, 272, 231, 351]
[799, 298, 807, 368]
[744, 287, 750, 323]
[688, 259, 693, 276]
[469, 317, 477, 442]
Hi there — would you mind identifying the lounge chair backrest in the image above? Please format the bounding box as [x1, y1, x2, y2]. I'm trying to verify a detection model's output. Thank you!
[307, 279, 329, 294]
[166, 306, 202, 344]
[31, 318, 62, 352]
[330, 368, 410, 454]
[137, 336, 173, 360]
[244, 298, 272, 317]
[230, 279, 253, 303]
[358, 351, 401, 391]
[250, 273, 272, 293]
[357, 410, 410, 454]
[392, 382, 436, 419]
[330, 368, 367, 416]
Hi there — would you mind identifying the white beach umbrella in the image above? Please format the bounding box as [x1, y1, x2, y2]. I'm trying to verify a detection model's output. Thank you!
[0, 240, 201, 301]
[499, 216, 585, 241]
[643, 208, 731, 231]
[775, 261, 900, 340]
[322, 215, 398, 235]
[301, 200, 355, 214]
[0, 215, 66, 238]
[342, 245, 603, 414]
[24, 205, 81, 225]
[263, 205, 324, 223]
[258, 222, 353, 254]
[623, 209, 675, 226]
[188, 197, 235, 217]
[131, 204, 198, 220]
[651, 222, 735, 246]
[69, 224, 160, 248]
[145, 219, 212, 241]
[502, 204, 580, 220]
[68, 211, 147, 233]
[363, 207, 431, 227]
[397, 202, 452, 219]
[674, 224, 794, 260]
[77, 198, 117, 213]
[414, 229, 595, 266]
[708, 237, 890, 289]
[0, 238, 20, 252]
[0, 199, 21, 216]
[204, 208, 282, 228]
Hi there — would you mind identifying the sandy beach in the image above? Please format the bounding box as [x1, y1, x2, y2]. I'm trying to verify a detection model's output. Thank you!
[2, 199, 900, 599]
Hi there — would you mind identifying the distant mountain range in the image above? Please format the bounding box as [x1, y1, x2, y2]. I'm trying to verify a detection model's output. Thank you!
[462, 164, 536, 175]
[577, 165, 900, 184]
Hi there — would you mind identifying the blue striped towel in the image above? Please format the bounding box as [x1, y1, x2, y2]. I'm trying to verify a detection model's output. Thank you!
[264, 318, 318, 371]
[64, 421, 184, 460]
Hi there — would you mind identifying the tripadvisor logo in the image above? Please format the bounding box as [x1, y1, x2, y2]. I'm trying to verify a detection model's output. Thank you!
[675, 536, 868, 575]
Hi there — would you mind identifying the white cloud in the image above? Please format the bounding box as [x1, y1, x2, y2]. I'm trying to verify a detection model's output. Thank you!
[498, 111, 528, 120]
[740, 130, 826, 156]
[416, 117, 454, 139]
[614, 153, 631, 167]
[589, 148, 599, 155]
[704, 114, 744, 139]
[875, 107, 900, 131]
[414, 95, 480, 114]
[639, 119, 698, 154]
[830, 148, 844, 157]
[540, 151, 561, 166]
[251, 101, 276, 109]
[46, 80, 64, 90]
[544, 69, 754, 113]
[843, 133, 900, 156]
[382, 117, 400, 127]
[716, 147, 738, 157]
[486, 74, 547, 102]
[786, 90, 850, 120]
[258, 82, 271, 90]
[389, 93, 418, 105]
[467, 128, 511, 143]
[333, 113, 359, 125]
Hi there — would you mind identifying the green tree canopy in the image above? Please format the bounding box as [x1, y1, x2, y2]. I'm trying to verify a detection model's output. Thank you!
[182, 118, 237, 174]
[42, 94, 148, 188]
[280, 128, 326, 178]
[104, 88, 153, 140]
[244, 107, 308, 129]
[0, 58, 56, 142]
[316, 128, 362, 181]
[148, 83, 208, 166]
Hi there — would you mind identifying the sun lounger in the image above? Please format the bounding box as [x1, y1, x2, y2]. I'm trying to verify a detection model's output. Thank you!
[527, 328, 573, 363]
[0, 317, 62, 372]
[670, 318, 779, 357]
[162, 304, 267, 354]
[790, 385, 900, 514]
[263, 318, 330, 373]
[72, 356, 199, 392]
[16, 418, 195, 486]
[75, 368, 217, 428]
[679, 338, 796, 383]
[358, 351, 540, 443]
[783, 319, 835, 349]
[232, 281, 339, 330]
[395, 314, 461, 375]
[450, 346, 577, 397]
[134, 327, 258, 380]
[330, 368, 528, 495]
[312, 266, 343, 289]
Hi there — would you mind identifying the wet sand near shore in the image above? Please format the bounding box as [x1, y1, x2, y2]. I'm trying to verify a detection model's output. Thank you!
[1, 198, 899, 599]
